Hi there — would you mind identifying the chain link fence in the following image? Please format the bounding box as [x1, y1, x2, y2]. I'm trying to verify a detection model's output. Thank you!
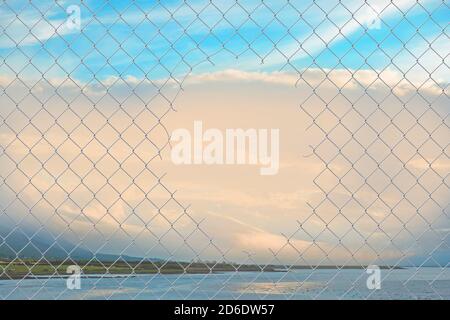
[0, 0, 448, 299]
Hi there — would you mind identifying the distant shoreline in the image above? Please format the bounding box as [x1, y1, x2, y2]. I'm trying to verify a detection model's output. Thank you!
[0, 259, 406, 280]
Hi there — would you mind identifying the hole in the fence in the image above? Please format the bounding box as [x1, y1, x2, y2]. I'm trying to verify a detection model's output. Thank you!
[160, 69, 316, 263]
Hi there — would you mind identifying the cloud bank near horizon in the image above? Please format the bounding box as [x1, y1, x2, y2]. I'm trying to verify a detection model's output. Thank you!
[0, 68, 448, 265]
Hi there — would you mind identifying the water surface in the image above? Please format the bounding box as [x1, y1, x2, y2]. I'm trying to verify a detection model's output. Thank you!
[1, 268, 448, 300]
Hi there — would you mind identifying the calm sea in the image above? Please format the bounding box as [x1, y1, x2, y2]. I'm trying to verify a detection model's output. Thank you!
[0, 268, 448, 300]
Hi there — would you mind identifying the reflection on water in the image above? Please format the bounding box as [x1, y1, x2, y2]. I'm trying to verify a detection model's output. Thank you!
[80, 288, 145, 300]
[233, 281, 324, 295]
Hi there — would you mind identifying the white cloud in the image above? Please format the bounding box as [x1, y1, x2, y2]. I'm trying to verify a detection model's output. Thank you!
[0, 6, 77, 48]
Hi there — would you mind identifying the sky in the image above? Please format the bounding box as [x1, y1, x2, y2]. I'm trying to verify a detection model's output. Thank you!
[0, 0, 449, 266]
[1, 0, 448, 81]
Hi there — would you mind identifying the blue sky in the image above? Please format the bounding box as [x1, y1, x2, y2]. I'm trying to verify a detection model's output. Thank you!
[0, 0, 448, 85]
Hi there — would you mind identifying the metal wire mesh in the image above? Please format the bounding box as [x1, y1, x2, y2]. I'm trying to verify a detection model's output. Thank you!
[0, 0, 448, 300]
